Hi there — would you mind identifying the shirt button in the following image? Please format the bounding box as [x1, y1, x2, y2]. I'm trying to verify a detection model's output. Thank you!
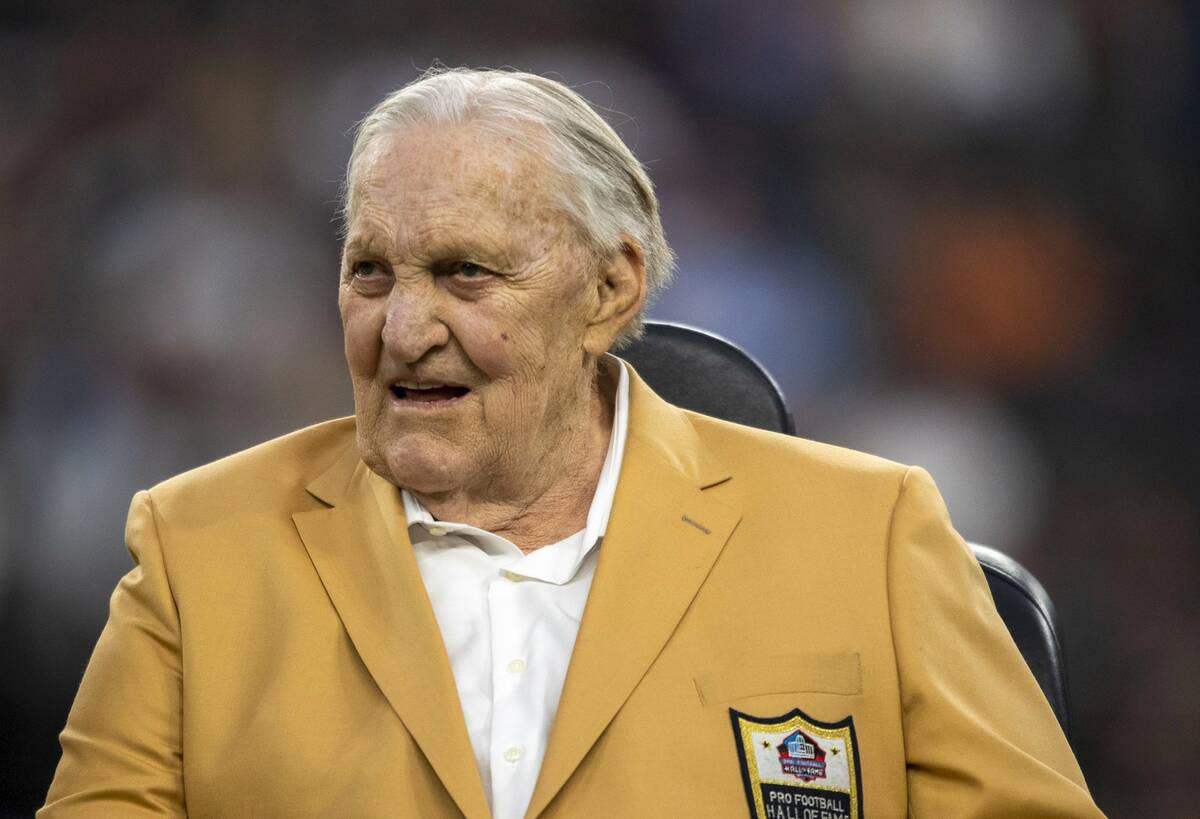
[427, 525, 449, 537]
[501, 570, 525, 582]
[506, 659, 526, 674]
[503, 746, 523, 763]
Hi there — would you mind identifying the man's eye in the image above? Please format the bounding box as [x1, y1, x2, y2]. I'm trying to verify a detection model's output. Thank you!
[351, 260, 387, 278]
[454, 262, 489, 279]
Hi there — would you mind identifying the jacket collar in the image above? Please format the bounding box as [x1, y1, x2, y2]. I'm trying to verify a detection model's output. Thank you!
[294, 444, 492, 819]
[527, 364, 740, 816]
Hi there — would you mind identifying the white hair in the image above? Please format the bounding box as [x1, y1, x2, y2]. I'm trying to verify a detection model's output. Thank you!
[340, 66, 675, 344]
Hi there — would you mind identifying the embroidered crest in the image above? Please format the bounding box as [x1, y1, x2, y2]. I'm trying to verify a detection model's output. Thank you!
[730, 708, 862, 819]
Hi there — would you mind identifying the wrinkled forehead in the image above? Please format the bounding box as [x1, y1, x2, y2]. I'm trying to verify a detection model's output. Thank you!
[348, 121, 566, 233]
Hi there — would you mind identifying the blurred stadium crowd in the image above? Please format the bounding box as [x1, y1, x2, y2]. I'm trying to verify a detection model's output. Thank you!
[2, 1, 1197, 815]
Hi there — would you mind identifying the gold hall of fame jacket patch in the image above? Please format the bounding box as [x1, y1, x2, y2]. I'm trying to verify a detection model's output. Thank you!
[729, 708, 863, 819]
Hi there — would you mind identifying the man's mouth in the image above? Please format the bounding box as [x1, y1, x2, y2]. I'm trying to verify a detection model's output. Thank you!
[389, 381, 471, 404]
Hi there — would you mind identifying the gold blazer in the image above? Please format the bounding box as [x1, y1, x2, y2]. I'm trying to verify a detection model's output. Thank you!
[41, 367, 1103, 818]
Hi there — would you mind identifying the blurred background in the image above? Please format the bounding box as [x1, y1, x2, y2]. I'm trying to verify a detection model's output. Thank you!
[1, 0, 1196, 815]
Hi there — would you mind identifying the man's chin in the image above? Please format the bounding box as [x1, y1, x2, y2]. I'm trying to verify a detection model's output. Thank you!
[357, 433, 468, 494]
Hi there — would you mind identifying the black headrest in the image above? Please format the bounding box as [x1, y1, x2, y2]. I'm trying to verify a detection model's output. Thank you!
[621, 321, 795, 435]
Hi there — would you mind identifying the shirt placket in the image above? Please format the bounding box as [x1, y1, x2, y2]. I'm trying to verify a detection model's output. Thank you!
[486, 569, 538, 818]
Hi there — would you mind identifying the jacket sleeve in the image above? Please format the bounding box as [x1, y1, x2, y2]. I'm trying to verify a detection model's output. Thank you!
[39, 490, 186, 818]
[887, 466, 1104, 817]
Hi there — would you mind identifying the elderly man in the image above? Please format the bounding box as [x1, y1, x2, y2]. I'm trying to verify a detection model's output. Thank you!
[41, 69, 1102, 818]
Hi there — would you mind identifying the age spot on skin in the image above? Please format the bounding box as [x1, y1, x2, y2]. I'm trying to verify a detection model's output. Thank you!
[501, 332, 509, 341]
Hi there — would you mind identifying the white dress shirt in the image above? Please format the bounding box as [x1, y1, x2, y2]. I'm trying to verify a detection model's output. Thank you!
[402, 358, 629, 819]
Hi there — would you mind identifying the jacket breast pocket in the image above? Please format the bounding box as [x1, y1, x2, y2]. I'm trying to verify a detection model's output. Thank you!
[693, 652, 862, 706]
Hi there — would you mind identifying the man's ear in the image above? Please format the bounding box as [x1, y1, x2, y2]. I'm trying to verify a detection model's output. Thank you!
[583, 237, 646, 356]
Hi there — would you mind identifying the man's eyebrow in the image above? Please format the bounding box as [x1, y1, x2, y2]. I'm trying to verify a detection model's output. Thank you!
[429, 236, 516, 264]
[342, 234, 389, 256]
[343, 229, 526, 272]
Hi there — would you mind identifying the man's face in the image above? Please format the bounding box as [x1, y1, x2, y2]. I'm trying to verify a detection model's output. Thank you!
[338, 123, 601, 497]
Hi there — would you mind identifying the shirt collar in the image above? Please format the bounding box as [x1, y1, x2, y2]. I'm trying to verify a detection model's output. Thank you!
[401, 355, 630, 583]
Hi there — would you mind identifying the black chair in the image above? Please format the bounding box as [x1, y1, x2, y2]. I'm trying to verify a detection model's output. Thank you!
[623, 320, 1072, 741]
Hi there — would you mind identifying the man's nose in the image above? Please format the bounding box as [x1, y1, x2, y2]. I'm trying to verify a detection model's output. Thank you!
[380, 283, 451, 363]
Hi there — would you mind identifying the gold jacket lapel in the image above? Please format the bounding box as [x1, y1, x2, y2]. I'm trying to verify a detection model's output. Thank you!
[527, 369, 741, 818]
[292, 444, 490, 819]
